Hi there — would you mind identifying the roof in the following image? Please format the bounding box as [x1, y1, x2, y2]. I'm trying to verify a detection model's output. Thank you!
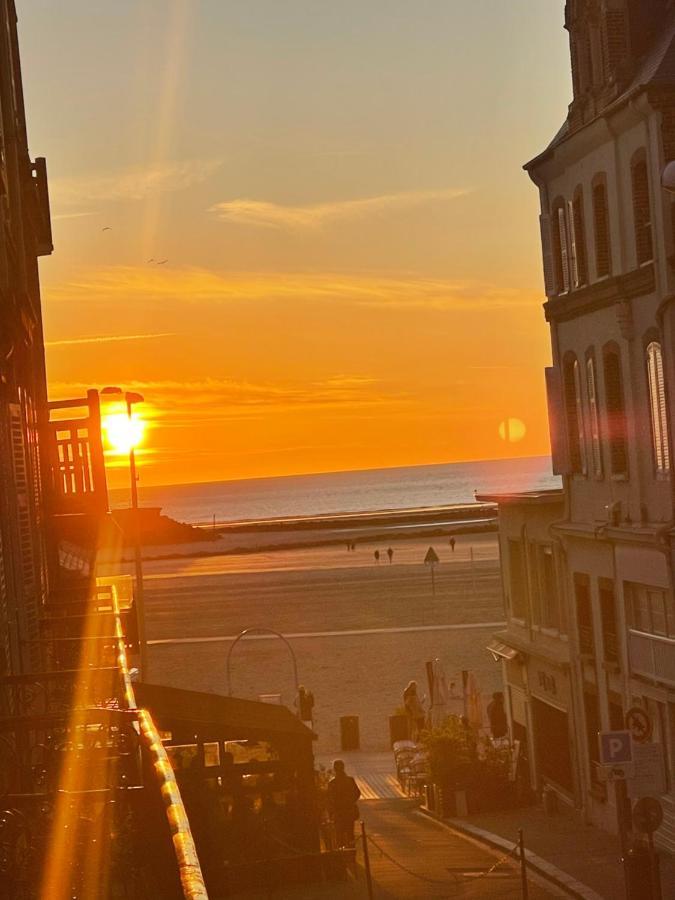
[475, 489, 564, 505]
[136, 682, 314, 742]
[526, 11, 675, 170]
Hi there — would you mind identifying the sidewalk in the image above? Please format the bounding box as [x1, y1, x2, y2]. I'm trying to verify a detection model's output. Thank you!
[440, 801, 675, 900]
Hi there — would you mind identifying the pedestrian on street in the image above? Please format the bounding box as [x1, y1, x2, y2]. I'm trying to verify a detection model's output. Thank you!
[327, 759, 361, 848]
[296, 684, 315, 728]
[403, 680, 426, 738]
[487, 691, 508, 740]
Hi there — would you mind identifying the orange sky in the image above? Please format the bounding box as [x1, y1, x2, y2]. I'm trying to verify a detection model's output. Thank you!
[20, 1, 570, 488]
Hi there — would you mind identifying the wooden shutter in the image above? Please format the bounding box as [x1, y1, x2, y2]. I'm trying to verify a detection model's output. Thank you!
[8, 403, 39, 656]
[568, 200, 579, 289]
[545, 367, 571, 475]
[539, 214, 556, 297]
[558, 206, 571, 293]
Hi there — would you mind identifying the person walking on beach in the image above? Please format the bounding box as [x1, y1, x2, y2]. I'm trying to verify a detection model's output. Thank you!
[387, 547, 394, 563]
[374, 549, 380, 564]
[327, 759, 361, 848]
[449, 536, 456, 552]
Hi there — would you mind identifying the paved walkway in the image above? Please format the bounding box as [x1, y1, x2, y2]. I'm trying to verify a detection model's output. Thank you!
[450, 801, 675, 900]
[230, 799, 561, 899]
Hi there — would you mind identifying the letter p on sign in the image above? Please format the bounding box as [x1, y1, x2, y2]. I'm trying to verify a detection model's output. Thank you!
[599, 730, 632, 766]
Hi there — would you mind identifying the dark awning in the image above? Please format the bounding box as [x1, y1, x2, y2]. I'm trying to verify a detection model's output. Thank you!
[135, 682, 315, 744]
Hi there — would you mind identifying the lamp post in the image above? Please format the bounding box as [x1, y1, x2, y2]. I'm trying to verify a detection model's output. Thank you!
[101, 386, 148, 679]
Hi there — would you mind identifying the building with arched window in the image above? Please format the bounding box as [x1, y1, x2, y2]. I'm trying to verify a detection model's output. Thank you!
[487, 0, 675, 852]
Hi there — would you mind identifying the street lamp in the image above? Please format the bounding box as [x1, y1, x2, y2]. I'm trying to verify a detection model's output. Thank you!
[101, 386, 148, 679]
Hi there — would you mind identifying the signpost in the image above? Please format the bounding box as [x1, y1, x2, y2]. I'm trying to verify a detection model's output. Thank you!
[627, 743, 666, 799]
[599, 730, 633, 766]
[626, 707, 652, 744]
[424, 546, 439, 597]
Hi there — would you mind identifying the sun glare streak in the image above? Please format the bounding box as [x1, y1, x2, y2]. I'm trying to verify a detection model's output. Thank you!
[141, 0, 192, 258]
[39, 533, 127, 898]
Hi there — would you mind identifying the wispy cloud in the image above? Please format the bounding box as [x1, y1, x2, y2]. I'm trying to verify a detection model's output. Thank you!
[45, 266, 537, 312]
[50, 158, 222, 207]
[51, 211, 100, 222]
[45, 332, 175, 348]
[48, 375, 407, 424]
[209, 188, 469, 229]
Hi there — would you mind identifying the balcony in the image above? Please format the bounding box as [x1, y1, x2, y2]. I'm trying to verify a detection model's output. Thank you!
[0, 576, 208, 899]
[628, 630, 675, 688]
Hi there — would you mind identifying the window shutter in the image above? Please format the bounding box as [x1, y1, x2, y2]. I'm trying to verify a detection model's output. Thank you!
[546, 367, 571, 474]
[568, 200, 580, 289]
[8, 403, 39, 654]
[558, 206, 571, 293]
[647, 342, 670, 473]
[539, 214, 556, 297]
[586, 357, 603, 476]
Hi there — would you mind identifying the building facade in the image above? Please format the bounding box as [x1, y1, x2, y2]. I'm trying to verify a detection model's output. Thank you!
[489, 0, 675, 851]
[0, 0, 53, 684]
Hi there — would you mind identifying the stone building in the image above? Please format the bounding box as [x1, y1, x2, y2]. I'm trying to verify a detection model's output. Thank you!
[487, 0, 675, 850]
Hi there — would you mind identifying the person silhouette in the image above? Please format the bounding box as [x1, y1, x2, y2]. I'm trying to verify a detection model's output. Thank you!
[374, 550, 380, 564]
[387, 547, 394, 563]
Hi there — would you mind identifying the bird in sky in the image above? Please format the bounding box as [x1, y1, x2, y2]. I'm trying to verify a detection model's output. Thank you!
[101, 226, 112, 232]
[147, 258, 154, 263]
[156, 259, 169, 265]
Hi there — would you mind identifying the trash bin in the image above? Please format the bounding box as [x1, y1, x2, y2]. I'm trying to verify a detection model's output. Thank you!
[623, 845, 658, 900]
[389, 714, 409, 746]
[340, 716, 360, 751]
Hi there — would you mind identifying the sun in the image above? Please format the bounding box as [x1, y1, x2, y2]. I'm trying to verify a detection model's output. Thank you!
[103, 412, 145, 454]
[498, 417, 526, 443]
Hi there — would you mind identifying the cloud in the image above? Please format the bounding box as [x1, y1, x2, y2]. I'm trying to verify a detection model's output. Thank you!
[209, 188, 469, 229]
[45, 266, 537, 312]
[48, 375, 407, 425]
[50, 158, 222, 208]
[45, 332, 175, 348]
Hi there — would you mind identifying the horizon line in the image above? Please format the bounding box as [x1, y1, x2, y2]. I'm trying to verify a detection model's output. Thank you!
[107, 452, 554, 494]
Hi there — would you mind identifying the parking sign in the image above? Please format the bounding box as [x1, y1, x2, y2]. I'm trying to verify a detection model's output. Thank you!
[599, 730, 632, 765]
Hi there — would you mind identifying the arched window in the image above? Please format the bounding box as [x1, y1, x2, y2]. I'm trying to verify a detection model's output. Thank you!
[586, 353, 602, 476]
[631, 153, 653, 265]
[571, 188, 588, 287]
[646, 341, 670, 474]
[592, 176, 611, 278]
[603, 346, 628, 476]
[564, 355, 586, 474]
[552, 200, 571, 294]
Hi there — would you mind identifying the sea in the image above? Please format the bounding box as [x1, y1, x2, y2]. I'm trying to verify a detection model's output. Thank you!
[110, 456, 560, 526]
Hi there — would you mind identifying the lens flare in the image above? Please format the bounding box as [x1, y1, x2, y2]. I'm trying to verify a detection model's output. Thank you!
[498, 417, 526, 443]
[103, 412, 144, 453]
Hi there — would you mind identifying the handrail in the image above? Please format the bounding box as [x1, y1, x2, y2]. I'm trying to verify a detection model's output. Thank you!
[138, 708, 209, 900]
[107, 580, 209, 900]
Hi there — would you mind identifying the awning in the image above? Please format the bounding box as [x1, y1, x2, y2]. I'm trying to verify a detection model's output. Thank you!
[486, 639, 521, 661]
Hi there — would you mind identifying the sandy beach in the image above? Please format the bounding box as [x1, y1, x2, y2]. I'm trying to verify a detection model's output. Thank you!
[113, 526, 505, 753]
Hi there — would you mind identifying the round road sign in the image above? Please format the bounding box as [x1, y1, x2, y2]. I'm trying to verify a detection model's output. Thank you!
[632, 797, 663, 834]
[625, 706, 652, 744]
